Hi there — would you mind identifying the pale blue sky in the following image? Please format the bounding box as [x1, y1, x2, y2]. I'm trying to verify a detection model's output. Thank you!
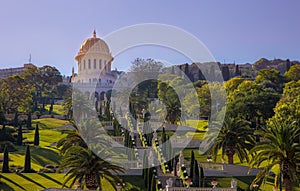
[0, 0, 299, 75]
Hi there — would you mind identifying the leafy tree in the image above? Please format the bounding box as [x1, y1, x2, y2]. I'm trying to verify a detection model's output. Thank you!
[224, 77, 245, 98]
[157, 76, 183, 124]
[58, 146, 124, 190]
[0, 75, 32, 119]
[227, 80, 280, 129]
[269, 80, 300, 125]
[22, 65, 62, 111]
[284, 64, 300, 82]
[129, 58, 164, 80]
[249, 121, 300, 191]
[127, 58, 164, 117]
[34, 124, 39, 146]
[2, 146, 10, 173]
[255, 68, 284, 92]
[204, 117, 255, 164]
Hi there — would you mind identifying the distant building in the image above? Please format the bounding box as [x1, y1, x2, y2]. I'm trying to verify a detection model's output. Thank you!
[0, 63, 35, 79]
[71, 30, 118, 104]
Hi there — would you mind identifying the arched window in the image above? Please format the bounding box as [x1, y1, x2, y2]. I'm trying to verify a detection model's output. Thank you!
[99, 59, 102, 69]
[104, 60, 107, 71]
[88, 59, 91, 69]
[84, 60, 86, 69]
[94, 59, 96, 69]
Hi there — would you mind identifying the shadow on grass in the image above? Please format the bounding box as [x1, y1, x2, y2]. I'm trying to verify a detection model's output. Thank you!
[31, 147, 61, 166]
[38, 173, 63, 186]
[0, 174, 26, 190]
[17, 173, 46, 189]
[0, 181, 14, 191]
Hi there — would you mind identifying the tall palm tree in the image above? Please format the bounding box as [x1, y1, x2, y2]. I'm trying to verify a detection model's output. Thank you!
[249, 121, 300, 191]
[56, 121, 87, 154]
[57, 119, 109, 154]
[59, 146, 124, 190]
[204, 117, 255, 164]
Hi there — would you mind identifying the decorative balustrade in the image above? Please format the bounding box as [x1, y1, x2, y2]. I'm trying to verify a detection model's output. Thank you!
[167, 187, 236, 191]
[199, 163, 224, 171]
[122, 161, 141, 169]
[111, 136, 125, 143]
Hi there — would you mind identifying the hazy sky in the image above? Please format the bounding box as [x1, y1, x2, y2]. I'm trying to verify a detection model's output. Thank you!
[0, 0, 299, 75]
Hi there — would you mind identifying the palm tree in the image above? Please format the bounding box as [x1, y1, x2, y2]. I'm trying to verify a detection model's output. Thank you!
[57, 119, 109, 154]
[204, 117, 255, 164]
[56, 121, 87, 154]
[59, 146, 124, 190]
[249, 121, 300, 191]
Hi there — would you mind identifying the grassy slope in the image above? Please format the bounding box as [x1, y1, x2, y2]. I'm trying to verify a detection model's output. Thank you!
[44, 104, 65, 116]
[1, 118, 298, 190]
[0, 118, 144, 191]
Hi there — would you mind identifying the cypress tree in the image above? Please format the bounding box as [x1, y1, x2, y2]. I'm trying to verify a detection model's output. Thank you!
[0, 106, 6, 125]
[13, 112, 19, 127]
[162, 127, 167, 143]
[24, 145, 31, 172]
[34, 124, 39, 146]
[190, 151, 195, 179]
[17, 125, 23, 146]
[27, 113, 32, 129]
[199, 166, 204, 187]
[142, 152, 148, 184]
[147, 167, 154, 191]
[173, 154, 179, 176]
[150, 174, 156, 191]
[2, 146, 9, 173]
[193, 160, 199, 187]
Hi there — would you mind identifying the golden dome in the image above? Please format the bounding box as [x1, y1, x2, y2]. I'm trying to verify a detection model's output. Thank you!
[75, 30, 110, 61]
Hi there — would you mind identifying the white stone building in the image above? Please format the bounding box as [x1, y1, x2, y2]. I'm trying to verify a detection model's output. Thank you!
[71, 30, 118, 101]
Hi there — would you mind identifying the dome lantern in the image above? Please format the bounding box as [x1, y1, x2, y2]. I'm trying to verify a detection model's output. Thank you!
[75, 30, 111, 61]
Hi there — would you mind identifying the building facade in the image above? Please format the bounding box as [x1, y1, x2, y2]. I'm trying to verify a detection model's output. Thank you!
[71, 30, 118, 101]
[0, 63, 35, 79]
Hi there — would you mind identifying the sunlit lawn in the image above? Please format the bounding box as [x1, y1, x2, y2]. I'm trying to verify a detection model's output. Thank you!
[45, 104, 65, 116]
[0, 173, 144, 191]
[1, 118, 68, 170]
[2, 118, 299, 190]
[185, 119, 208, 131]
[32, 118, 70, 130]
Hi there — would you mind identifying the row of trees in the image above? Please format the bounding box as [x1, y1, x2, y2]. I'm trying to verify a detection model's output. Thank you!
[202, 65, 300, 191]
[0, 65, 66, 127]
[2, 145, 34, 173]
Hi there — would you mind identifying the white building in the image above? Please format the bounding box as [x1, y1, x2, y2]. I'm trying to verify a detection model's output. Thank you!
[72, 30, 118, 101]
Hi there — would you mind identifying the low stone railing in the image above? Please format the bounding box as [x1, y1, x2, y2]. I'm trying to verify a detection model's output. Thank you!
[199, 163, 224, 170]
[111, 136, 124, 143]
[122, 161, 141, 169]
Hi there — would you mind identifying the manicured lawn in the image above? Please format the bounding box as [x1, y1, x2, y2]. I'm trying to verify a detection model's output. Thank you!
[185, 120, 208, 131]
[45, 104, 65, 116]
[32, 118, 70, 130]
[1, 119, 68, 171]
[0, 173, 144, 191]
[2, 117, 299, 190]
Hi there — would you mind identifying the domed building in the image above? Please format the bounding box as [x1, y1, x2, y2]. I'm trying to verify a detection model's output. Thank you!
[72, 30, 118, 101]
